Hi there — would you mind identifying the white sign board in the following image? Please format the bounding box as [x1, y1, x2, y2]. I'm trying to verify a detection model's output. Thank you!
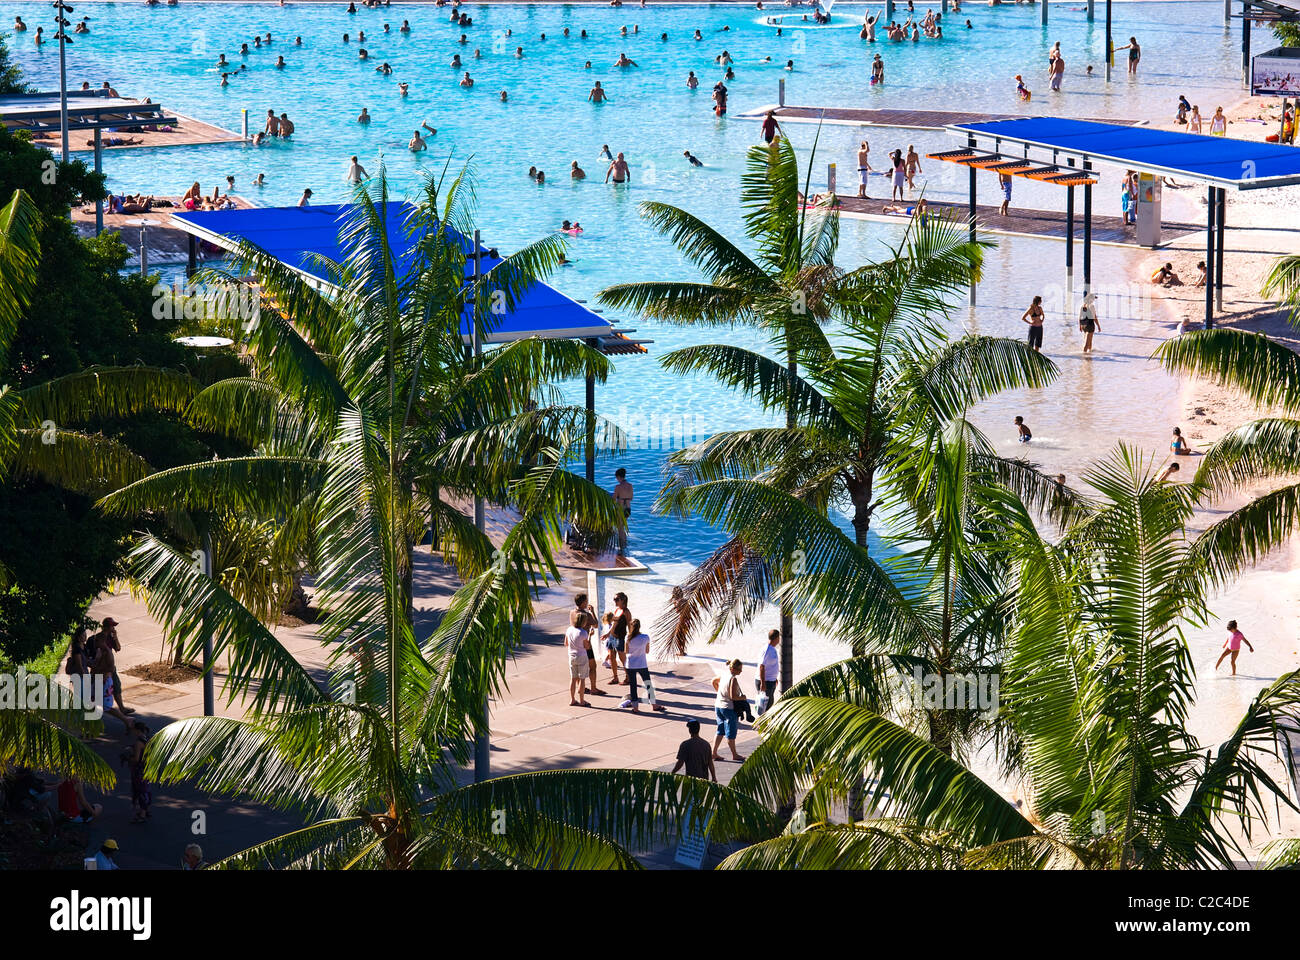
[1252, 50, 1300, 97]
[673, 807, 715, 868]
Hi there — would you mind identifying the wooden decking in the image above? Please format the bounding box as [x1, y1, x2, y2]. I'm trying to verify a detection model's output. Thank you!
[748, 106, 1146, 131]
[71, 195, 257, 265]
[33, 111, 245, 153]
[829, 194, 1201, 247]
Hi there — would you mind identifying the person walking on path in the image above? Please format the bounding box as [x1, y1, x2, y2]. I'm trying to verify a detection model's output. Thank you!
[89, 618, 133, 716]
[756, 628, 780, 714]
[998, 171, 1013, 216]
[712, 659, 747, 762]
[672, 720, 717, 781]
[620, 619, 665, 713]
[564, 610, 592, 707]
[1022, 294, 1045, 352]
[1215, 620, 1254, 676]
[1078, 291, 1100, 353]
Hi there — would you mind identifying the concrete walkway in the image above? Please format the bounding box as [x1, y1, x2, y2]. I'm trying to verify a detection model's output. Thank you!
[77, 544, 758, 869]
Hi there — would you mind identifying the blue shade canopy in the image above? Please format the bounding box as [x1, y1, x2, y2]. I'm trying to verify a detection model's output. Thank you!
[948, 117, 1300, 190]
[171, 203, 615, 342]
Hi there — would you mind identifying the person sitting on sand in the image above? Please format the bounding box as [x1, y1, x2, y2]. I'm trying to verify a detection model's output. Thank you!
[1151, 262, 1181, 286]
[1194, 261, 1207, 287]
[1170, 427, 1191, 456]
[1157, 462, 1180, 482]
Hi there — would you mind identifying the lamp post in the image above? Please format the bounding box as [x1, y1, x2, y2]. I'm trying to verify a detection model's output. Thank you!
[52, 0, 74, 164]
[1105, 0, 1113, 82]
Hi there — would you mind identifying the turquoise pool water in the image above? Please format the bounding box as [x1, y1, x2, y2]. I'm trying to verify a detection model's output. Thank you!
[10, 1, 1245, 576]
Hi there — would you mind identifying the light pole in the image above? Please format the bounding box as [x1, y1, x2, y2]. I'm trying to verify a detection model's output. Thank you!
[1105, 0, 1113, 82]
[52, 0, 74, 164]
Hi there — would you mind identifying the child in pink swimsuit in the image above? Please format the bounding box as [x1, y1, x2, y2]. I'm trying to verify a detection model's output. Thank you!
[1215, 619, 1254, 676]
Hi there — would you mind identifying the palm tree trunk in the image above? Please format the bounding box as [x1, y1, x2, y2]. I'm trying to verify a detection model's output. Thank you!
[781, 350, 797, 692]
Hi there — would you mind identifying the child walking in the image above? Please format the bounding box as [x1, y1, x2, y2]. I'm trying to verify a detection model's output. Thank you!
[1214, 619, 1254, 676]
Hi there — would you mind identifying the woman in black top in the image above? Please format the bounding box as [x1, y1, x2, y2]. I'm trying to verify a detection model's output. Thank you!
[609, 592, 631, 684]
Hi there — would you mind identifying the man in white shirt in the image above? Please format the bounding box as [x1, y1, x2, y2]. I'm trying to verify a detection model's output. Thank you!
[757, 629, 780, 712]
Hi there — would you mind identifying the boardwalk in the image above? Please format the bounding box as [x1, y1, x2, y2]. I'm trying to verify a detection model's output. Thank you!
[829, 193, 1201, 247]
[72, 195, 258, 265]
[31, 111, 245, 153]
[746, 106, 1146, 131]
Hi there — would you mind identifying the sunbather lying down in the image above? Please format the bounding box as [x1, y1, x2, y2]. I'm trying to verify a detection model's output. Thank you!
[86, 136, 144, 147]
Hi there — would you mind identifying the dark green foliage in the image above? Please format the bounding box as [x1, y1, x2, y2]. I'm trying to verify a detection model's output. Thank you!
[0, 127, 228, 662]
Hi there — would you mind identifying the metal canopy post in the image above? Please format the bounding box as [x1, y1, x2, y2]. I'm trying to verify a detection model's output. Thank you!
[93, 128, 103, 235]
[886, 0, 895, 21]
[968, 135, 977, 306]
[1105, 0, 1113, 82]
[471, 229, 490, 785]
[1205, 186, 1217, 329]
[1243, 2, 1252, 89]
[1082, 162, 1093, 295]
[1215, 187, 1227, 313]
[585, 338, 597, 483]
[1066, 185, 1075, 293]
[1088, 0, 1095, 22]
[1041, 0, 1048, 26]
[186, 234, 197, 279]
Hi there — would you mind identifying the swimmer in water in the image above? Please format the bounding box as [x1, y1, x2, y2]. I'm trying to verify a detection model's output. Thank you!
[686, 70, 699, 88]
[599, 144, 613, 160]
[584, 60, 593, 69]
[684, 150, 703, 167]
[409, 129, 428, 151]
[460, 71, 474, 87]
[588, 80, 608, 102]
[276, 55, 286, 68]
[452, 54, 462, 68]
[606, 152, 631, 184]
[253, 173, 266, 186]
[358, 107, 371, 124]
[516, 46, 524, 57]
[694, 29, 703, 40]
[571, 160, 586, 179]
[345, 155, 370, 184]
[615, 53, 638, 66]
[358, 48, 369, 60]
[399, 82, 409, 96]
[499, 90, 508, 101]
[400, 20, 410, 32]
[786, 59, 794, 70]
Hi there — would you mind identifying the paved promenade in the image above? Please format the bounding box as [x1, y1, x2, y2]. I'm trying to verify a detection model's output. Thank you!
[78, 545, 757, 869]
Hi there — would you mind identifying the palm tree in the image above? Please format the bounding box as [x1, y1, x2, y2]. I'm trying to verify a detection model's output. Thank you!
[719, 445, 1300, 868]
[94, 170, 778, 867]
[598, 136, 845, 688]
[0, 189, 121, 787]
